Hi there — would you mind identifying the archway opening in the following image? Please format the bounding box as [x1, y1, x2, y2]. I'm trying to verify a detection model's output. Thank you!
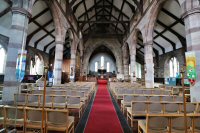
[88, 45, 116, 78]
[152, 0, 185, 84]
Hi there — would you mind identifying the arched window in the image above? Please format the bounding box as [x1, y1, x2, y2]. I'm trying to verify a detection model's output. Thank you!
[0, 45, 6, 74]
[101, 56, 104, 69]
[169, 57, 179, 77]
[107, 62, 110, 72]
[135, 62, 142, 78]
[30, 54, 44, 75]
[95, 62, 98, 72]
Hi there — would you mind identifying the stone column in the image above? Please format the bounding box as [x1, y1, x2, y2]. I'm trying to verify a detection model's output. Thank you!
[69, 40, 77, 82]
[123, 45, 130, 81]
[144, 43, 154, 88]
[2, 0, 32, 102]
[53, 39, 64, 85]
[130, 54, 136, 82]
[182, 3, 200, 102]
[182, 9, 200, 51]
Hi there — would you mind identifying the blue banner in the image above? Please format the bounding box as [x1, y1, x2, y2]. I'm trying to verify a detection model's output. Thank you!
[16, 50, 27, 82]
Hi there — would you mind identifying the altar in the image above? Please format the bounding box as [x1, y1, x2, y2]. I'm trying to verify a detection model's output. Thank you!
[98, 69, 107, 79]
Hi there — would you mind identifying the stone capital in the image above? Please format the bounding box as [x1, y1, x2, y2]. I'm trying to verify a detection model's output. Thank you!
[11, 7, 32, 18]
[182, 7, 200, 19]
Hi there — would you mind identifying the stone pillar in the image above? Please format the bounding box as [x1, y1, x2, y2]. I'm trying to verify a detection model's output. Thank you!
[182, 4, 200, 102]
[69, 40, 77, 82]
[130, 43, 137, 83]
[182, 9, 200, 51]
[144, 43, 154, 88]
[2, 0, 32, 102]
[123, 45, 129, 81]
[53, 39, 64, 85]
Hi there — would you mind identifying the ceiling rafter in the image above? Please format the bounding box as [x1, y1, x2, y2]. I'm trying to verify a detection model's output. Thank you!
[43, 40, 55, 52]
[72, 0, 83, 13]
[109, 0, 113, 20]
[27, 19, 53, 45]
[161, 8, 184, 25]
[125, 0, 136, 13]
[79, 8, 104, 29]
[0, 6, 10, 18]
[3, 0, 12, 5]
[115, 0, 126, 32]
[153, 41, 165, 53]
[69, 0, 77, 7]
[94, 0, 98, 21]
[34, 29, 55, 48]
[29, 8, 49, 24]
[157, 20, 186, 47]
[32, 20, 54, 38]
[104, 0, 130, 19]
[154, 30, 176, 50]
[78, 0, 102, 20]
[83, 0, 92, 31]
[104, 8, 127, 31]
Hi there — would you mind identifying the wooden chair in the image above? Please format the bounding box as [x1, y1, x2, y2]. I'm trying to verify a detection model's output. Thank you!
[171, 116, 192, 133]
[121, 95, 134, 114]
[26, 94, 40, 107]
[164, 103, 180, 114]
[66, 96, 83, 118]
[138, 116, 169, 133]
[127, 102, 147, 127]
[4, 106, 24, 131]
[45, 109, 74, 133]
[40, 95, 53, 108]
[14, 93, 27, 106]
[52, 95, 66, 109]
[148, 102, 163, 114]
[193, 117, 200, 133]
[24, 107, 44, 132]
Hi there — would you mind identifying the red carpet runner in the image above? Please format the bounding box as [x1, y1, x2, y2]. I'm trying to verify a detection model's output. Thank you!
[84, 80, 123, 133]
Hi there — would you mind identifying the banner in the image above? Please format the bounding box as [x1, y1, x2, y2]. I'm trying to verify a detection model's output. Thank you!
[185, 52, 197, 86]
[16, 50, 27, 82]
[185, 51, 200, 102]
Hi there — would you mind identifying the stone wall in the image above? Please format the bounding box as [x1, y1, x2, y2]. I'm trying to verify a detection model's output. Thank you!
[155, 48, 185, 78]
[26, 46, 49, 75]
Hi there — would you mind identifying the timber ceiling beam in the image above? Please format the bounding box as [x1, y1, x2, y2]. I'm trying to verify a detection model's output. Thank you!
[0, 6, 10, 18]
[105, 0, 130, 20]
[115, 0, 126, 31]
[3, 0, 12, 5]
[43, 40, 55, 52]
[32, 20, 54, 38]
[104, 9, 127, 31]
[78, 0, 102, 19]
[29, 8, 49, 24]
[153, 41, 165, 54]
[83, 0, 91, 31]
[154, 30, 176, 50]
[34, 29, 55, 48]
[157, 20, 186, 48]
[27, 19, 53, 46]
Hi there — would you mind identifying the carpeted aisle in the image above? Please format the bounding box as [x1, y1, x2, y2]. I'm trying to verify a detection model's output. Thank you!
[84, 80, 123, 133]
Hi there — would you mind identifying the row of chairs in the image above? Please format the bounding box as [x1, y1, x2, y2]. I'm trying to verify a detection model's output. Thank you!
[127, 101, 199, 127]
[138, 115, 200, 133]
[0, 105, 74, 133]
[121, 95, 183, 113]
[112, 88, 172, 100]
[14, 94, 84, 118]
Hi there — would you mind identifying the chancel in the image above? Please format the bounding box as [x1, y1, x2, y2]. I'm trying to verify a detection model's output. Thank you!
[0, 0, 200, 132]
